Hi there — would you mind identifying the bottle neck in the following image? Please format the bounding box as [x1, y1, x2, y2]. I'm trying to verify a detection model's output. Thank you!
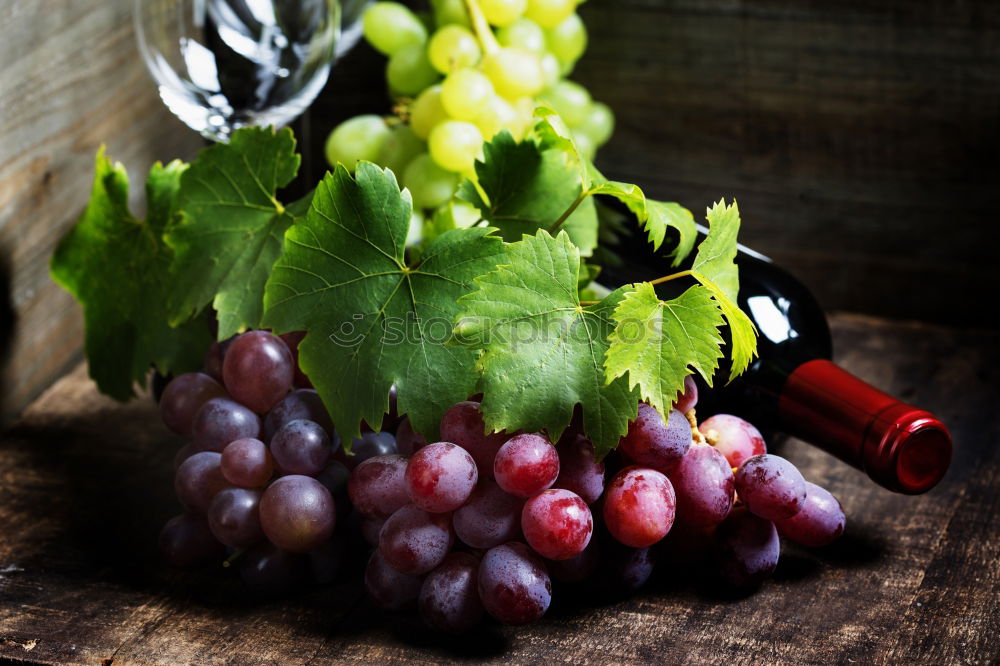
[778, 360, 951, 493]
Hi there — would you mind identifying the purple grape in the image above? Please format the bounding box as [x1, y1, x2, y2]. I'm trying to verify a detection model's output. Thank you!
[160, 372, 228, 437]
[307, 538, 345, 583]
[668, 444, 735, 528]
[349, 431, 398, 467]
[554, 433, 604, 504]
[366, 549, 423, 610]
[348, 454, 411, 519]
[734, 454, 806, 521]
[673, 375, 699, 413]
[278, 330, 312, 389]
[361, 514, 387, 546]
[603, 466, 676, 548]
[547, 539, 600, 582]
[619, 403, 691, 472]
[270, 419, 332, 476]
[173, 441, 198, 470]
[494, 433, 559, 499]
[521, 489, 593, 561]
[440, 401, 509, 478]
[419, 552, 484, 634]
[774, 482, 846, 547]
[714, 508, 780, 588]
[175, 451, 229, 512]
[220, 438, 273, 488]
[202, 337, 232, 384]
[222, 331, 294, 413]
[453, 480, 523, 549]
[395, 416, 428, 456]
[602, 543, 656, 594]
[207, 488, 264, 548]
[406, 442, 478, 513]
[316, 460, 351, 499]
[379, 505, 454, 575]
[239, 541, 306, 596]
[192, 397, 262, 452]
[700, 414, 766, 468]
[477, 542, 551, 625]
[259, 475, 336, 552]
[263, 389, 334, 442]
[159, 513, 224, 567]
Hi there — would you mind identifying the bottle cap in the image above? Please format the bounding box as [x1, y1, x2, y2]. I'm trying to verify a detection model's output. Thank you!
[779, 360, 953, 494]
[863, 405, 952, 494]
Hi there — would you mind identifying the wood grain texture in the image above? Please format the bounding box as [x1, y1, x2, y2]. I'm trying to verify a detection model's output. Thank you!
[0, 0, 203, 427]
[571, 0, 1000, 327]
[0, 314, 996, 665]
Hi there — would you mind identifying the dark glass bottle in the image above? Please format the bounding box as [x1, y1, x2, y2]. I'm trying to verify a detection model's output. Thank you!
[600, 225, 952, 494]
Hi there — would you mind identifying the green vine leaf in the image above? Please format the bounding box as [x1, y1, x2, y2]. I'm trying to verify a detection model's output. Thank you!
[453, 230, 638, 457]
[458, 130, 598, 256]
[605, 283, 725, 417]
[690, 199, 758, 379]
[262, 162, 504, 442]
[50, 149, 211, 400]
[166, 127, 301, 339]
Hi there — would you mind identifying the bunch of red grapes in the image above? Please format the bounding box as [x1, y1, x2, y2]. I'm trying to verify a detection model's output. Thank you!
[158, 330, 846, 631]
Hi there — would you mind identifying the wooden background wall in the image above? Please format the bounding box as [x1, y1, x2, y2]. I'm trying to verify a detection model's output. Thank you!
[0, 1, 201, 425]
[2, 0, 999, 425]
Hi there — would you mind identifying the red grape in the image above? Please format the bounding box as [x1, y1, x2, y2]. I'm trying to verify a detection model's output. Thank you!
[699, 414, 766, 468]
[494, 433, 559, 499]
[734, 454, 806, 521]
[477, 542, 551, 625]
[220, 437, 273, 488]
[405, 442, 478, 513]
[348, 454, 411, 519]
[222, 331, 294, 413]
[619, 403, 691, 472]
[160, 372, 227, 437]
[521, 489, 593, 560]
[379, 504, 454, 575]
[440, 401, 509, 478]
[774, 482, 845, 547]
[259, 475, 335, 552]
[603, 466, 676, 548]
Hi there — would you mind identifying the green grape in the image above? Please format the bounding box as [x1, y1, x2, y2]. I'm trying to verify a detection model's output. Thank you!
[539, 53, 561, 89]
[428, 120, 484, 172]
[451, 200, 482, 228]
[524, 0, 576, 29]
[496, 18, 546, 54]
[410, 85, 451, 139]
[386, 44, 440, 96]
[545, 12, 587, 65]
[576, 100, 614, 146]
[540, 79, 591, 127]
[441, 69, 496, 121]
[363, 2, 428, 56]
[481, 0, 527, 27]
[431, 0, 471, 28]
[325, 115, 391, 170]
[475, 95, 521, 141]
[428, 25, 482, 74]
[571, 130, 596, 160]
[377, 124, 426, 176]
[514, 96, 538, 130]
[407, 208, 425, 246]
[404, 153, 460, 209]
[482, 48, 544, 99]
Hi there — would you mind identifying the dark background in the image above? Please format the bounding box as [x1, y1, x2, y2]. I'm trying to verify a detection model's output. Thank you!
[310, 0, 1000, 327]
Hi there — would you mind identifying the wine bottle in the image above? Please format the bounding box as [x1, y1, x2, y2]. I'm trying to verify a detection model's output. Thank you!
[600, 222, 952, 495]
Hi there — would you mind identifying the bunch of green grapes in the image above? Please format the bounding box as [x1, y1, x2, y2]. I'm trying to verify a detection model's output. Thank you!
[324, 0, 614, 242]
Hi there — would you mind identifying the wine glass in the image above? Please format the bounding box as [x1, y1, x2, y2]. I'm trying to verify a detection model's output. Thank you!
[134, 0, 341, 142]
[337, 0, 372, 57]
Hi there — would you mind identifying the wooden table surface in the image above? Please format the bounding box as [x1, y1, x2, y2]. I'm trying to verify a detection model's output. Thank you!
[0, 313, 997, 665]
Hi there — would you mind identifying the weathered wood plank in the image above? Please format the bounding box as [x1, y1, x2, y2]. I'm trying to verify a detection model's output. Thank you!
[0, 314, 996, 664]
[571, 0, 1000, 327]
[0, 0, 203, 427]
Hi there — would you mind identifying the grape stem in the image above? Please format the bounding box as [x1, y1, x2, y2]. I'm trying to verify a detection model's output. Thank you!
[463, 0, 500, 55]
[547, 191, 587, 234]
[686, 408, 708, 446]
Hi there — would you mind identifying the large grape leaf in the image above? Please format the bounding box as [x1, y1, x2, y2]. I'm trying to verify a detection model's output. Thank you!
[166, 127, 301, 339]
[457, 130, 598, 256]
[690, 199, 758, 379]
[453, 230, 638, 457]
[261, 162, 504, 442]
[50, 149, 211, 400]
[605, 283, 725, 418]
